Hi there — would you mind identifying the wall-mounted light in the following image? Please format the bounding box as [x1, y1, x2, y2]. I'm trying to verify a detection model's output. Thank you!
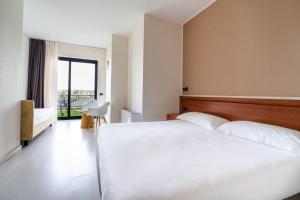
[183, 87, 189, 92]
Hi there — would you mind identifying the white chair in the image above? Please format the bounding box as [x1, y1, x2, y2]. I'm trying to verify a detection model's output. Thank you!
[81, 100, 99, 113]
[85, 101, 110, 129]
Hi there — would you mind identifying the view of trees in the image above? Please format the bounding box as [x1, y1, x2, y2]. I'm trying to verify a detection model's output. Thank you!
[57, 90, 95, 117]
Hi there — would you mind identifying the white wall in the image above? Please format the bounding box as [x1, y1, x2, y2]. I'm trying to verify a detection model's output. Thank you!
[127, 15, 183, 122]
[23, 34, 30, 74]
[108, 35, 128, 123]
[57, 43, 107, 102]
[142, 15, 183, 121]
[127, 17, 144, 114]
[0, 0, 27, 158]
[105, 37, 112, 122]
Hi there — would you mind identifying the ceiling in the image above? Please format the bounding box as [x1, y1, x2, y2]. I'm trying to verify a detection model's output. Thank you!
[24, 0, 215, 48]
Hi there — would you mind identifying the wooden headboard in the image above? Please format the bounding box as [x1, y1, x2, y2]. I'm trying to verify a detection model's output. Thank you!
[180, 96, 300, 131]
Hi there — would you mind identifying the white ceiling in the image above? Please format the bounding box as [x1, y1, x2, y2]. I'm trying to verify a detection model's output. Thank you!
[24, 0, 215, 48]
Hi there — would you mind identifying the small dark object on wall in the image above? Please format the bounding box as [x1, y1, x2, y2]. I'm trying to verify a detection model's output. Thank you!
[183, 87, 189, 91]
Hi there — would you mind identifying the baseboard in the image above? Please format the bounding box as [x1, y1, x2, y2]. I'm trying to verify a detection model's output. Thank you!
[0, 145, 22, 166]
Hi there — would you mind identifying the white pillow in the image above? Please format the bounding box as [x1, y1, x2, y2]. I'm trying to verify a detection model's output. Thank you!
[176, 112, 229, 131]
[217, 121, 300, 154]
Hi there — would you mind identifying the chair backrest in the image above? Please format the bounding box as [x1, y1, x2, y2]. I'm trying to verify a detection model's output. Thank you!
[81, 100, 99, 112]
[86, 101, 110, 116]
[102, 101, 110, 112]
[97, 102, 110, 116]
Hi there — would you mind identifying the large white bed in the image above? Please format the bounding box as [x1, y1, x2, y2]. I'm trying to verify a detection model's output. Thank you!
[97, 96, 300, 200]
[98, 120, 300, 200]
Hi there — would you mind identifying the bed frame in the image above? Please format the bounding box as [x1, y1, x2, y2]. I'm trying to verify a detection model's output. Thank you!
[21, 100, 56, 145]
[180, 96, 300, 131]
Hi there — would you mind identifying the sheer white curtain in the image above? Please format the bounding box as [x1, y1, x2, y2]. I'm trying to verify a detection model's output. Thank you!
[44, 41, 58, 109]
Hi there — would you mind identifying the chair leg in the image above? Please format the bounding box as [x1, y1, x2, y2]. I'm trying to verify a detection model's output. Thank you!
[103, 116, 107, 124]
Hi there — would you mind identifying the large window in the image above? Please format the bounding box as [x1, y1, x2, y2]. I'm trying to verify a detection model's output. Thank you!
[57, 57, 98, 119]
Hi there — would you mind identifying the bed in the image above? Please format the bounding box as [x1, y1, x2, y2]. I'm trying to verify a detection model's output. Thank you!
[97, 96, 300, 200]
[21, 100, 56, 145]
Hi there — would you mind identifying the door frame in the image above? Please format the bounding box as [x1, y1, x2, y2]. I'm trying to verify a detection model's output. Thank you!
[58, 57, 98, 120]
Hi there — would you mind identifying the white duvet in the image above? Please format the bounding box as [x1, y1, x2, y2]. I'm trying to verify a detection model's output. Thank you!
[34, 108, 55, 125]
[98, 120, 300, 200]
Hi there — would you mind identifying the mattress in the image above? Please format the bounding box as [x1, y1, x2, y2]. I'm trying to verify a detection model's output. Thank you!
[34, 108, 55, 125]
[98, 120, 300, 200]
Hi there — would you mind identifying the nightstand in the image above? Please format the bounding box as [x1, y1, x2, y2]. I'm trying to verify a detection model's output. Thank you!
[166, 113, 179, 120]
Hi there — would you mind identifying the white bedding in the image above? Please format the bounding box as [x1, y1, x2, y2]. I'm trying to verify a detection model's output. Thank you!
[98, 120, 300, 200]
[34, 108, 55, 125]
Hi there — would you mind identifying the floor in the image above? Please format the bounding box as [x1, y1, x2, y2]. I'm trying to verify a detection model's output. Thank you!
[0, 120, 101, 200]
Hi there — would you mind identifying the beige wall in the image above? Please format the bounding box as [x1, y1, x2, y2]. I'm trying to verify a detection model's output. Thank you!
[57, 43, 107, 102]
[143, 15, 183, 121]
[0, 0, 26, 158]
[183, 0, 300, 97]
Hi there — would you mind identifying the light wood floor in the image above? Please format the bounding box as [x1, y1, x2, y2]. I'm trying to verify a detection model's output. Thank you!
[0, 120, 101, 200]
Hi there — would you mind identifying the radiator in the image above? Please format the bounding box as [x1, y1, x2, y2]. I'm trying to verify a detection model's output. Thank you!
[121, 109, 142, 123]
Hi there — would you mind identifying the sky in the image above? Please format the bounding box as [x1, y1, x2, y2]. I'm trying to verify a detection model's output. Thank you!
[57, 60, 96, 91]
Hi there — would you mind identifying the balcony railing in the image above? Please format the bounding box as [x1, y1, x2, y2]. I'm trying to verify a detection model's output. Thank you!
[57, 94, 95, 117]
